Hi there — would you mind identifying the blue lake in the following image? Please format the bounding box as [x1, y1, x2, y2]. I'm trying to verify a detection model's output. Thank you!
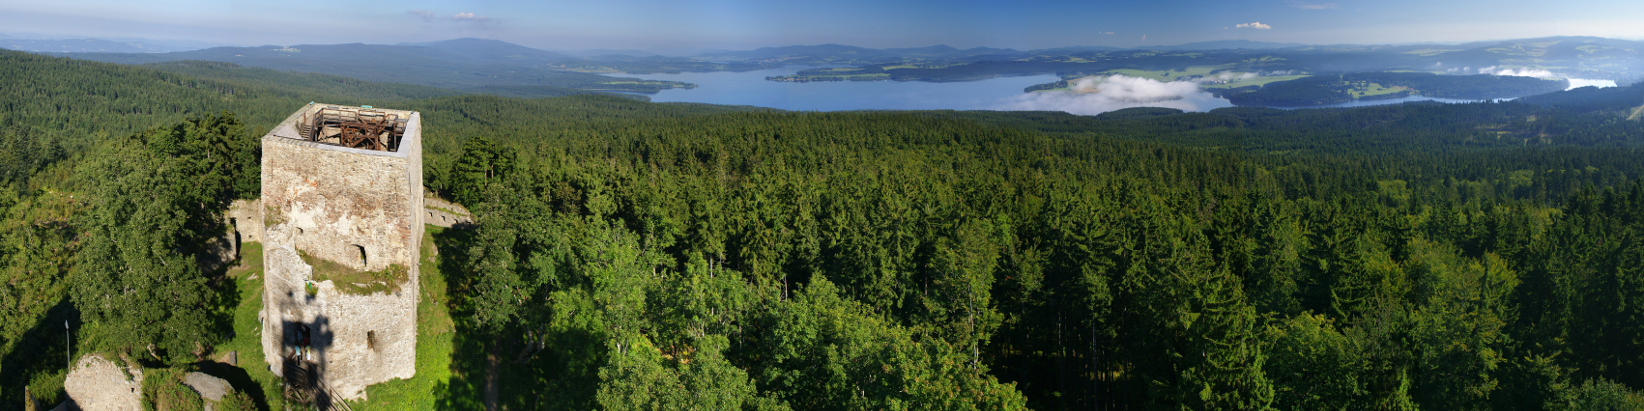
[608, 67, 1615, 113]
[608, 66, 1059, 111]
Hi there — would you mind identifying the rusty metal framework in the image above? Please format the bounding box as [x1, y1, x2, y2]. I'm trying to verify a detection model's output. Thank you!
[297, 107, 409, 152]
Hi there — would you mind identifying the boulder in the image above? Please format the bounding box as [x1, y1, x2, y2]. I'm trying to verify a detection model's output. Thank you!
[183, 372, 231, 402]
[62, 354, 143, 411]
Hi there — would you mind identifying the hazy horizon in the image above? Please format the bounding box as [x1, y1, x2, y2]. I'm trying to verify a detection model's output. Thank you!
[6, 0, 1644, 55]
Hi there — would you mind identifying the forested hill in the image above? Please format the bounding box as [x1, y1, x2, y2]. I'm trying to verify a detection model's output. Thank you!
[1224, 72, 1571, 107]
[0, 49, 762, 184]
[5, 47, 1644, 410]
[0, 49, 769, 409]
[49, 40, 700, 96]
[913, 82, 1644, 156]
[412, 98, 1644, 410]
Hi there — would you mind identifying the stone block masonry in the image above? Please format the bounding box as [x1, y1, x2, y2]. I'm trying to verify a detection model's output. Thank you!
[259, 103, 422, 400]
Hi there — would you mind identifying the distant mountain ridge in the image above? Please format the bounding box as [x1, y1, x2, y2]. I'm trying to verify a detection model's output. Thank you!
[696, 43, 1027, 64]
[1134, 40, 1306, 51]
[408, 38, 570, 61]
[685, 40, 1315, 64]
[33, 35, 1644, 99]
[0, 34, 231, 53]
[560, 49, 661, 58]
[1, 38, 151, 53]
[50, 40, 697, 98]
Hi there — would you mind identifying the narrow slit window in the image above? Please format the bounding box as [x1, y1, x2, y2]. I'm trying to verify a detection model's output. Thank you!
[354, 244, 368, 268]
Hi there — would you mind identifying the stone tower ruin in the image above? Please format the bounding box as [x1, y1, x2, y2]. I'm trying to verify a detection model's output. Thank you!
[259, 103, 422, 400]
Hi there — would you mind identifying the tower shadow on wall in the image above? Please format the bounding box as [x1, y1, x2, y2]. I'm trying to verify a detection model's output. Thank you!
[282, 315, 337, 410]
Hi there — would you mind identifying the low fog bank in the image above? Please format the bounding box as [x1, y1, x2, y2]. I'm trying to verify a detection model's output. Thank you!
[995, 75, 1231, 115]
[1444, 65, 1562, 78]
[1566, 78, 1618, 90]
[998, 70, 1619, 116]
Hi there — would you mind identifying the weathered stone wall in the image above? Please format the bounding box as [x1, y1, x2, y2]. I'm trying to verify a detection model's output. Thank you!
[423, 196, 474, 228]
[199, 199, 266, 274]
[263, 142, 419, 272]
[225, 199, 265, 246]
[260, 104, 421, 400]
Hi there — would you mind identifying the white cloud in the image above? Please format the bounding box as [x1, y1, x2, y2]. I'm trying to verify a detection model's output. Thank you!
[996, 75, 1228, 115]
[451, 12, 499, 28]
[408, 10, 436, 22]
[1478, 66, 1554, 78]
[1236, 22, 1273, 30]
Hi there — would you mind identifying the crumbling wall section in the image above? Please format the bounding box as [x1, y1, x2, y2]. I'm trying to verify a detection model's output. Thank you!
[198, 199, 266, 274]
[423, 197, 474, 228]
[225, 199, 264, 245]
[260, 105, 421, 400]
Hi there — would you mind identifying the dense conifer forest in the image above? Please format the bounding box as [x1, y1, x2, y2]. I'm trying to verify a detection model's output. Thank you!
[1224, 73, 1570, 107]
[2, 48, 1643, 410]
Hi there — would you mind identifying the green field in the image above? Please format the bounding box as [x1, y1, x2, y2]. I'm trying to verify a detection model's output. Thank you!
[1028, 83, 1071, 92]
[1349, 82, 1408, 98]
[1098, 65, 1228, 81]
[1200, 74, 1310, 89]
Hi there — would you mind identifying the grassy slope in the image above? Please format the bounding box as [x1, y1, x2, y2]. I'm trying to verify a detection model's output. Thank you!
[1350, 83, 1409, 98]
[216, 243, 285, 410]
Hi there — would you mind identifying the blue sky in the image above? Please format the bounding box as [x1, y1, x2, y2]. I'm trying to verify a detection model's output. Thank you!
[4, 0, 1643, 53]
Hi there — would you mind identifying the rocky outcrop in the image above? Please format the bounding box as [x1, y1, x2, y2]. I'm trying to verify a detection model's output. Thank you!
[183, 372, 233, 411]
[62, 354, 143, 411]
